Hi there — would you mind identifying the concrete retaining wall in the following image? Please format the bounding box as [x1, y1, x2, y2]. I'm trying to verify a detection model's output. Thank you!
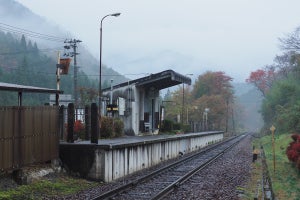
[86, 131, 223, 182]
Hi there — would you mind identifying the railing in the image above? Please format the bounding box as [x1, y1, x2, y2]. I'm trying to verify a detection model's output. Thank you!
[0, 106, 59, 172]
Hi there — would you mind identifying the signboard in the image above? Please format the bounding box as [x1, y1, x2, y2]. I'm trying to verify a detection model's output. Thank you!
[106, 104, 118, 112]
[118, 97, 125, 116]
[57, 58, 72, 74]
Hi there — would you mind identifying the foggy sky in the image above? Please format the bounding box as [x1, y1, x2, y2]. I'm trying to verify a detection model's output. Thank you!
[16, 0, 300, 82]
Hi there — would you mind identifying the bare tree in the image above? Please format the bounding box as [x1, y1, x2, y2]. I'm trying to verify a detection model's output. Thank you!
[279, 27, 300, 51]
[273, 51, 296, 78]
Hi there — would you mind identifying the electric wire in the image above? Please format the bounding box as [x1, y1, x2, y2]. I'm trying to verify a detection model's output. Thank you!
[0, 22, 66, 42]
[0, 48, 63, 56]
[2, 64, 148, 78]
[0, 23, 148, 78]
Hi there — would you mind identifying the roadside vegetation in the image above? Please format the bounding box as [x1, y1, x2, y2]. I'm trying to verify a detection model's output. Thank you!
[244, 26, 300, 200]
[247, 27, 300, 135]
[244, 134, 300, 199]
[0, 174, 101, 199]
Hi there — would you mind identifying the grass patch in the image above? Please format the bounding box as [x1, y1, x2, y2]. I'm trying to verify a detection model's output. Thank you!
[241, 160, 263, 199]
[261, 134, 300, 200]
[0, 175, 102, 200]
[244, 133, 300, 200]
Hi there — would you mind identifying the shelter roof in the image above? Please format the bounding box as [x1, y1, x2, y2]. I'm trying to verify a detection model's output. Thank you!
[103, 70, 191, 91]
[0, 82, 63, 94]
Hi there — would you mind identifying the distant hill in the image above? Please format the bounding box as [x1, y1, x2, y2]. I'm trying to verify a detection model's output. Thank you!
[0, 0, 128, 85]
[232, 82, 254, 96]
[233, 82, 264, 132]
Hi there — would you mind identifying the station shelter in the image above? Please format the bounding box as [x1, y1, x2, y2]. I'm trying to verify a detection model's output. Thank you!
[101, 70, 191, 135]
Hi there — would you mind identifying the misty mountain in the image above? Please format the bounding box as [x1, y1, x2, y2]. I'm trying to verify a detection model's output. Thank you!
[0, 0, 127, 85]
[233, 82, 264, 131]
[106, 50, 196, 75]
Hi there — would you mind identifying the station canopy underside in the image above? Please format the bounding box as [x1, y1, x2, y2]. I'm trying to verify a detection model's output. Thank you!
[104, 70, 192, 91]
[136, 70, 192, 90]
[0, 82, 63, 94]
[0, 82, 63, 106]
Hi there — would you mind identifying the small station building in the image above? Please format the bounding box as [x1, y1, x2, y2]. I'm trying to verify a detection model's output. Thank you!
[59, 71, 226, 182]
[101, 70, 191, 135]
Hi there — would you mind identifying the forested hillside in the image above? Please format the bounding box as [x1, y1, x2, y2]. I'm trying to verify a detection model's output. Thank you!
[0, 32, 97, 106]
[0, 0, 129, 106]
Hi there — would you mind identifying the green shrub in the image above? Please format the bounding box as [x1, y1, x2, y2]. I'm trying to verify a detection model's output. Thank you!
[160, 120, 191, 133]
[100, 117, 124, 138]
[100, 116, 114, 138]
[114, 118, 124, 137]
[182, 124, 191, 133]
[161, 119, 173, 132]
[173, 122, 182, 130]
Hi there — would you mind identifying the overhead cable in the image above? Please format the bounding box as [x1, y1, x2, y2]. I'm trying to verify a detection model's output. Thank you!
[0, 22, 66, 42]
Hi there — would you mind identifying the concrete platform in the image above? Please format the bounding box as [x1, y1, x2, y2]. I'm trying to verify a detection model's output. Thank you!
[59, 131, 224, 182]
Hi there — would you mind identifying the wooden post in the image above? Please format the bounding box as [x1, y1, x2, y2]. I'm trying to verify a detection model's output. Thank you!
[270, 125, 276, 173]
[91, 103, 98, 144]
[85, 105, 90, 140]
[67, 103, 74, 143]
[56, 51, 60, 91]
[59, 105, 64, 140]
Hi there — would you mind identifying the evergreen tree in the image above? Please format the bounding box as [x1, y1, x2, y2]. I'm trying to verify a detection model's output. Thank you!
[0, 31, 98, 106]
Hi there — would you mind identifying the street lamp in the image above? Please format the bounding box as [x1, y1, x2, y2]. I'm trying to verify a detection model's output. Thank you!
[203, 108, 209, 131]
[182, 74, 193, 125]
[99, 12, 121, 118]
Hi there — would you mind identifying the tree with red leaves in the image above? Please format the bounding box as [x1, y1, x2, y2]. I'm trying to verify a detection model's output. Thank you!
[246, 67, 275, 97]
[192, 71, 233, 99]
[190, 71, 234, 131]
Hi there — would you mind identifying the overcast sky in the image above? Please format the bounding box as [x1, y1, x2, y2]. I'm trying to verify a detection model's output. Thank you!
[16, 0, 300, 82]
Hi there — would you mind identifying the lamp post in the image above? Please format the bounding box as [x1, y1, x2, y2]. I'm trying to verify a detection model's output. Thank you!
[182, 74, 193, 125]
[203, 108, 209, 131]
[99, 12, 121, 119]
[110, 79, 113, 105]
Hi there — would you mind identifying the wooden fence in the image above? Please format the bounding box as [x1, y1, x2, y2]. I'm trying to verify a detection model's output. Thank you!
[0, 106, 59, 172]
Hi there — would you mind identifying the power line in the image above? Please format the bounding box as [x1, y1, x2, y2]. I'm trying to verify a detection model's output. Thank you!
[0, 22, 66, 42]
[0, 48, 63, 56]
[1, 65, 147, 78]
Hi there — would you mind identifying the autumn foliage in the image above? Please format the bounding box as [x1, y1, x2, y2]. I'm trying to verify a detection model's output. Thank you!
[164, 70, 234, 132]
[192, 71, 233, 98]
[246, 68, 275, 97]
[286, 134, 300, 169]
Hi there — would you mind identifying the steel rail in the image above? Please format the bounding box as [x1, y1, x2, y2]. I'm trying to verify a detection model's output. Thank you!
[151, 134, 244, 200]
[92, 134, 245, 200]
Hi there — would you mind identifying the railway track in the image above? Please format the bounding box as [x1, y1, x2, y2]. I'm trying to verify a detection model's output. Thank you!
[92, 134, 246, 200]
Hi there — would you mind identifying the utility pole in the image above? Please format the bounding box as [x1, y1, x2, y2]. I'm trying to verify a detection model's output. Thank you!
[64, 39, 82, 112]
